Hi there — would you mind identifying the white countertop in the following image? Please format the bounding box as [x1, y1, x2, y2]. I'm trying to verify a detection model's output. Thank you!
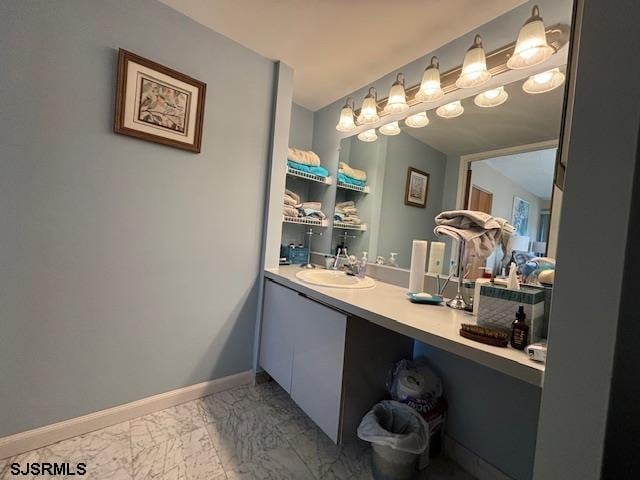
[264, 266, 544, 387]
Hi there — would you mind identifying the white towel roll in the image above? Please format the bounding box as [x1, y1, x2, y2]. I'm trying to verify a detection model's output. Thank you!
[409, 240, 428, 294]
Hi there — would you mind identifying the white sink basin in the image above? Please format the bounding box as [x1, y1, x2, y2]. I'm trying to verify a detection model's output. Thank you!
[296, 269, 375, 289]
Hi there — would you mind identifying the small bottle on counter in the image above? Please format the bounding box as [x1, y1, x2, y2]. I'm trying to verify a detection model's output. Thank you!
[510, 306, 530, 350]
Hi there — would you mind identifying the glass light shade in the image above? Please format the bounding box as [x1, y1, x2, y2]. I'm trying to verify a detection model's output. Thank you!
[474, 86, 509, 107]
[357, 128, 378, 142]
[379, 121, 401, 136]
[522, 68, 565, 94]
[436, 100, 464, 119]
[507, 6, 554, 69]
[357, 89, 379, 125]
[456, 35, 490, 88]
[415, 57, 444, 102]
[384, 74, 409, 114]
[335, 103, 356, 132]
[405, 111, 429, 128]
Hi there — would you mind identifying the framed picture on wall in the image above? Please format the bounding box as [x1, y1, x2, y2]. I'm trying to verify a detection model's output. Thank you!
[512, 196, 530, 236]
[114, 49, 206, 153]
[404, 167, 430, 208]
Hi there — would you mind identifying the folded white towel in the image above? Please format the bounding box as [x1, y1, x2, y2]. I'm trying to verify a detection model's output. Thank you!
[300, 201, 321, 210]
[283, 205, 299, 218]
[283, 195, 298, 206]
[335, 201, 355, 209]
[285, 189, 301, 205]
[287, 147, 321, 167]
[338, 162, 367, 181]
[434, 210, 514, 258]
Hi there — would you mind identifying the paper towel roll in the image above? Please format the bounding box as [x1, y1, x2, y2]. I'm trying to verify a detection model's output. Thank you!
[428, 242, 445, 274]
[409, 240, 428, 293]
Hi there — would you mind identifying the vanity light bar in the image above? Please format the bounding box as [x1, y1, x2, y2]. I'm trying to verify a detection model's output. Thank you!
[352, 23, 569, 120]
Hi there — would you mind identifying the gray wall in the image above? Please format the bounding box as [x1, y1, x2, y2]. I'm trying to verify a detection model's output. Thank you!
[0, 0, 274, 437]
[289, 103, 314, 150]
[376, 133, 447, 268]
[415, 344, 541, 480]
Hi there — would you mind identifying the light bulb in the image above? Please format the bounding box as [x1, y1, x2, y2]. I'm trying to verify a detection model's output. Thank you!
[456, 35, 490, 89]
[436, 100, 464, 119]
[507, 5, 554, 70]
[357, 88, 379, 125]
[405, 112, 429, 128]
[474, 86, 509, 107]
[335, 98, 356, 132]
[384, 74, 409, 114]
[415, 57, 444, 102]
[379, 121, 401, 136]
[523, 68, 565, 94]
[357, 129, 378, 142]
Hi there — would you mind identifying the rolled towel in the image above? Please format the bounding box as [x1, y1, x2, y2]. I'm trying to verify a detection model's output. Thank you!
[434, 210, 514, 259]
[285, 189, 301, 205]
[287, 147, 321, 167]
[338, 162, 367, 181]
[284, 195, 298, 206]
[283, 205, 299, 218]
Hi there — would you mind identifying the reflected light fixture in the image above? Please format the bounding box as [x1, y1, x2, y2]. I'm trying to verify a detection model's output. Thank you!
[456, 35, 491, 88]
[522, 68, 565, 94]
[357, 88, 380, 125]
[405, 111, 429, 128]
[415, 57, 444, 102]
[474, 86, 509, 107]
[335, 97, 356, 132]
[384, 73, 409, 114]
[507, 5, 554, 70]
[436, 100, 464, 119]
[379, 121, 401, 136]
[357, 128, 378, 142]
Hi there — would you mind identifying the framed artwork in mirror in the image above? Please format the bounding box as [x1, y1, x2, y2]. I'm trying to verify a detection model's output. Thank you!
[512, 196, 530, 236]
[404, 167, 430, 208]
[114, 49, 206, 153]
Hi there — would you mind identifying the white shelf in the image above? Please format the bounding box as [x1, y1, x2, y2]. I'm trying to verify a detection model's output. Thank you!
[287, 166, 333, 185]
[337, 181, 369, 193]
[283, 216, 328, 227]
[333, 222, 367, 231]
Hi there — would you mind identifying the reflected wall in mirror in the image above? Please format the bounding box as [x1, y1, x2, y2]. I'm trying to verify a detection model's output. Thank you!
[335, 68, 565, 271]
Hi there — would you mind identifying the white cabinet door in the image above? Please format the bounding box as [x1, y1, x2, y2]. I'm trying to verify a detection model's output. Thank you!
[291, 294, 347, 443]
[259, 280, 299, 393]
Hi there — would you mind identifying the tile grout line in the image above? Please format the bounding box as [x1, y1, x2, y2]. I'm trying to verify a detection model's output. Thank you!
[127, 420, 134, 480]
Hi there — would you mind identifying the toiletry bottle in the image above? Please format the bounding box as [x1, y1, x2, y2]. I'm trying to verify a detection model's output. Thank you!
[510, 306, 529, 350]
[358, 252, 368, 278]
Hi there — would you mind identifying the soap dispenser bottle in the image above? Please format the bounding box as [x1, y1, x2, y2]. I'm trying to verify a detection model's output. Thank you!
[357, 252, 368, 278]
[510, 306, 530, 350]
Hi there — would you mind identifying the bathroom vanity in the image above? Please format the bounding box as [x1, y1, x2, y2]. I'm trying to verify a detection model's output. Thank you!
[259, 266, 544, 443]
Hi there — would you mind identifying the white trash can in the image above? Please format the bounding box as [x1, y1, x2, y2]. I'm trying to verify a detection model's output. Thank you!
[357, 401, 429, 480]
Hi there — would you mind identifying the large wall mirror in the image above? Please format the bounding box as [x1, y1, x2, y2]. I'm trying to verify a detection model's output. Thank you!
[333, 66, 566, 272]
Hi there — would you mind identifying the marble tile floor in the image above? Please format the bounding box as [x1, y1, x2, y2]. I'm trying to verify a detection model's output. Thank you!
[0, 382, 476, 480]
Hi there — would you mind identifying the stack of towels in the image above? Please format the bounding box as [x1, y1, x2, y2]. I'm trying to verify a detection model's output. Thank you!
[338, 162, 367, 187]
[287, 148, 329, 177]
[283, 189, 326, 220]
[334, 201, 362, 225]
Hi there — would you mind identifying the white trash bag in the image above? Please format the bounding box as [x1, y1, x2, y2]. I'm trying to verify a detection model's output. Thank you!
[357, 401, 429, 480]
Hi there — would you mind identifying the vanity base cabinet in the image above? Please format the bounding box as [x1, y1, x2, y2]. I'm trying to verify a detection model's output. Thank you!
[259, 279, 346, 442]
[290, 292, 346, 443]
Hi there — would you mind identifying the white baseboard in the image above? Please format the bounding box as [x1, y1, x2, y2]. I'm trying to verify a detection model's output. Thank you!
[0, 370, 253, 460]
[444, 435, 514, 480]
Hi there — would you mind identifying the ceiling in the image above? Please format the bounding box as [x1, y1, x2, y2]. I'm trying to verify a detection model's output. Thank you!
[159, 0, 524, 111]
[482, 149, 557, 199]
[402, 72, 565, 157]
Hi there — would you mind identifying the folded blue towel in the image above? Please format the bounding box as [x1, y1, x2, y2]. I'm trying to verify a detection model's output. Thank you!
[338, 172, 366, 187]
[287, 160, 329, 178]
